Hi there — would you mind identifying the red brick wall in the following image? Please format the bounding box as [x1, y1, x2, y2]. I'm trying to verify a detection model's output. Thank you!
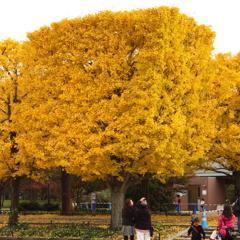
[179, 176, 226, 211]
[180, 191, 189, 211]
[207, 177, 225, 210]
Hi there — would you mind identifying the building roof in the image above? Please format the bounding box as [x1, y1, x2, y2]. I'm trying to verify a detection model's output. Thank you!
[195, 169, 232, 177]
[194, 160, 233, 177]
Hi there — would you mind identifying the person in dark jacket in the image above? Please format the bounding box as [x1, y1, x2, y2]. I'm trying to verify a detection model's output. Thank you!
[188, 217, 205, 240]
[134, 197, 151, 240]
[122, 199, 136, 240]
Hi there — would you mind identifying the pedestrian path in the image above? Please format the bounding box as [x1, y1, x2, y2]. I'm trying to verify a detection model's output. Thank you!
[168, 227, 240, 240]
[163, 209, 240, 240]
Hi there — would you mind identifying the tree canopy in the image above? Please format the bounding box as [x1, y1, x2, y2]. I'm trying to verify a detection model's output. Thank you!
[202, 53, 240, 188]
[18, 6, 216, 176]
[212, 53, 240, 167]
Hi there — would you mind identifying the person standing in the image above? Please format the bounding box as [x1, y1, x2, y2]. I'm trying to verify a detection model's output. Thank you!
[200, 198, 205, 212]
[134, 197, 152, 240]
[217, 204, 236, 240]
[177, 194, 181, 212]
[188, 217, 205, 240]
[122, 199, 136, 240]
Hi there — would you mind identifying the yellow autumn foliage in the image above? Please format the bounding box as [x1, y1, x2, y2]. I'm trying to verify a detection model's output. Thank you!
[15, 7, 217, 183]
[207, 53, 240, 172]
[0, 39, 32, 178]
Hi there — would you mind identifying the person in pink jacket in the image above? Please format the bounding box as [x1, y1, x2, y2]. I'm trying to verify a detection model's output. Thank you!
[217, 205, 236, 240]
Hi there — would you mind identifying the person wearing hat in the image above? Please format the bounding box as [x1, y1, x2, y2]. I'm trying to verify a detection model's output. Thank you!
[188, 217, 205, 240]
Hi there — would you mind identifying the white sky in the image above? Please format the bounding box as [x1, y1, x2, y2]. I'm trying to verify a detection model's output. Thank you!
[1, 0, 240, 54]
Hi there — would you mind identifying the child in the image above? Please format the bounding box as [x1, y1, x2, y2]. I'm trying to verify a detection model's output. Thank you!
[200, 199, 205, 212]
[188, 217, 205, 240]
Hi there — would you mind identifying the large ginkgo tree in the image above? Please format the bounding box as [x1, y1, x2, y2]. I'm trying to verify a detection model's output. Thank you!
[17, 6, 216, 227]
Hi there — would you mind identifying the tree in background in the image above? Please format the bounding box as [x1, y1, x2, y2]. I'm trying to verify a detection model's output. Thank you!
[0, 179, 10, 209]
[226, 184, 235, 203]
[20, 177, 60, 202]
[126, 176, 189, 212]
[0, 39, 26, 225]
[16, 7, 216, 228]
[0, 39, 64, 222]
[194, 53, 240, 192]
[72, 177, 106, 208]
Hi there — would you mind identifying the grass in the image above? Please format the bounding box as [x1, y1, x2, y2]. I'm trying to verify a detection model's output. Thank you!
[0, 222, 118, 239]
[0, 212, 222, 239]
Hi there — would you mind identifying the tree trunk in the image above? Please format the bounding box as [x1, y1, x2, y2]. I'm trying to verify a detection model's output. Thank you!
[110, 188, 125, 229]
[0, 190, 2, 211]
[47, 183, 51, 204]
[76, 188, 80, 208]
[106, 174, 133, 229]
[9, 176, 21, 226]
[61, 169, 71, 215]
[141, 178, 150, 205]
[1, 192, 5, 207]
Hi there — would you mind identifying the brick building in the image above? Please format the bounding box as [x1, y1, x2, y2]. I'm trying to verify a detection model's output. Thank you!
[178, 169, 233, 211]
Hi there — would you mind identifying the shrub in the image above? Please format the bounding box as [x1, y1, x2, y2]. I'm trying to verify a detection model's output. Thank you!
[40, 203, 59, 211]
[18, 202, 59, 212]
[18, 202, 41, 211]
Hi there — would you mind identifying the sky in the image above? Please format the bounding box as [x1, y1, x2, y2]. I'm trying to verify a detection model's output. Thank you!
[1, 0, 240, 54]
